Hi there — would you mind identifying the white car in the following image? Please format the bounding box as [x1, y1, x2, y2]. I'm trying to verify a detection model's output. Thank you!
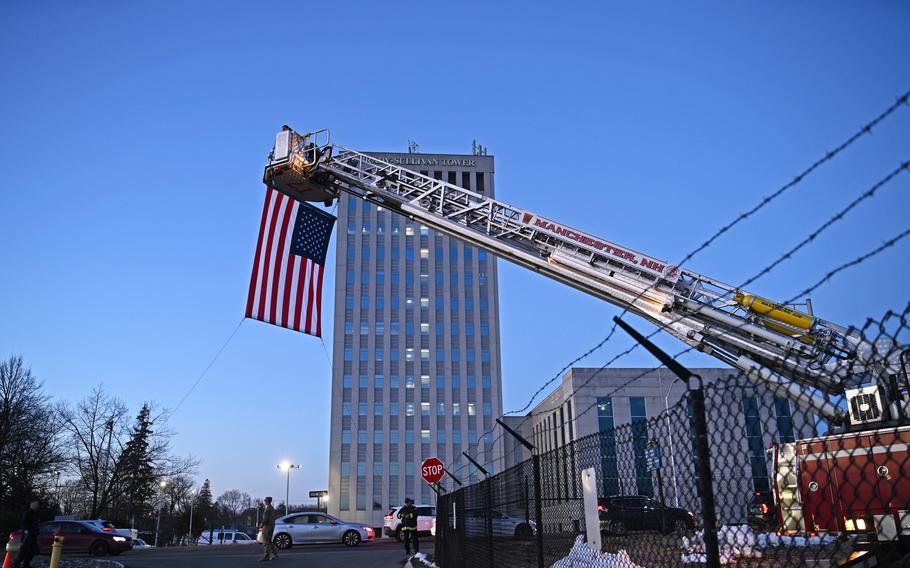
[197, 530, 257, 545]
[383, 505, 435, 540]
[131, 538, 153, 549]
[464, 509, 537, 540]
[263, 512, 374, 548]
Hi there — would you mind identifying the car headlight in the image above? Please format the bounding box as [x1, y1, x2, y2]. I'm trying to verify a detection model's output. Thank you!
[113, 536, 127, 542]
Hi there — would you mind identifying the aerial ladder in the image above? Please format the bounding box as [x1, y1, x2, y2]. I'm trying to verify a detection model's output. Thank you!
[262, 127, 907, 428]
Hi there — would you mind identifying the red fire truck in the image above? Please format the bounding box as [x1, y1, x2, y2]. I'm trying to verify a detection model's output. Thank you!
[770, 387, 910, 544]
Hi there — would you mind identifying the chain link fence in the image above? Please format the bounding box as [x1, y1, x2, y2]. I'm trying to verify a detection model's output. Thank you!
[435, 306, 910, 567]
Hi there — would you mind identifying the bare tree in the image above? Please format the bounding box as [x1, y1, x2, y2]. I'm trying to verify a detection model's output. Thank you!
[216, 489, 249, 527]
[0, 356, 66, 533]
[57, 386, 196, 520]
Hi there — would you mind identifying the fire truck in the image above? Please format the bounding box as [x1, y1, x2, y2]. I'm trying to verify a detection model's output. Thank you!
[261, 127, 908, 545]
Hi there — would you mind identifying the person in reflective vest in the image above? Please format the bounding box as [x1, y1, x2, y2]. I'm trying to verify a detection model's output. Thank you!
[397, 497, 419, 555]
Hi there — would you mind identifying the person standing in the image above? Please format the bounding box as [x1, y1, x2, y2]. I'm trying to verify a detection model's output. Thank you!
[258, 496, 278, 562]
[13, 499, 40, 568]
[397, 497, 419, 555]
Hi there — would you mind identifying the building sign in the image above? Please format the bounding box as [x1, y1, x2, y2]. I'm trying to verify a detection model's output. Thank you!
[646, 444, 662, 472]
[521, 212, 680, 282]
[367, 155, 478, 168]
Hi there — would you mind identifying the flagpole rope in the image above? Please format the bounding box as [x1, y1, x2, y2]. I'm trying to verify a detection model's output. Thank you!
[170, 317, 246, 416]
[319, 337, 333, 370]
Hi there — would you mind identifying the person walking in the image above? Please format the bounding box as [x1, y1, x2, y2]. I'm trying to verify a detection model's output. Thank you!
[397, 497, 419, 556]
[13, 499, 40, 568]
[258, 496, 278, 562]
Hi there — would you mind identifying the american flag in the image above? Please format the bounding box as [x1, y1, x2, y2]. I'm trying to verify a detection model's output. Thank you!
[245, 187, 335, 336]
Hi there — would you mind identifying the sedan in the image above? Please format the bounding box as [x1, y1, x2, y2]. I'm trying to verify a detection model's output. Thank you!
[599, 496, 695, 536]
[9, 520, 132, 556]
[259, 512, 374, 548]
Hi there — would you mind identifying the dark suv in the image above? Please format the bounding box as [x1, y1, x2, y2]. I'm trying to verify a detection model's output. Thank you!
[9, 520, 132, 556]
[598, 496, 695, 536]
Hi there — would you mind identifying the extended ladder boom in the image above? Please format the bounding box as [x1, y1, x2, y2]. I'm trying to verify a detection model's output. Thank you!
[262, 127, 905, 424]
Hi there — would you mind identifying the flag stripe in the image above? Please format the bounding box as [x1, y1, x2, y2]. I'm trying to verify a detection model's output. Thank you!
[269, 197, 295, 324]
[314, 263, 324, 336]
[245, 189, 272, 318]
[257, 191, 283, 321]
[246, 187, 330, 338]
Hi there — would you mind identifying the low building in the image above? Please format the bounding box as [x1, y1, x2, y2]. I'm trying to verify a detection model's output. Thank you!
[498, 367, 818, 524]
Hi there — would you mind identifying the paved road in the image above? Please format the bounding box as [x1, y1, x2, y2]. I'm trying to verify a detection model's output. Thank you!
[120, 538, 432, 568]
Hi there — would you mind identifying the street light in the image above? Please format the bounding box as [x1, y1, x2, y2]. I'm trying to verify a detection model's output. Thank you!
[663, 376, 683, 507]
[154, 480, 167, 547]
[277, 462, 301, 517]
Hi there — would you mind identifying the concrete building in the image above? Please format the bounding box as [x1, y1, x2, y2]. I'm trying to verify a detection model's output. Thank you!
[327, 149, 504, 527]
[499, 367, 817, 524]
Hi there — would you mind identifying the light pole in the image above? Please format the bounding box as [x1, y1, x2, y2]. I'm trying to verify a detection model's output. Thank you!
[154, 480, 167, 547]
[188, 487, 197, 545]
[277, 462, 300, 517]
[663, 376, 683, 507]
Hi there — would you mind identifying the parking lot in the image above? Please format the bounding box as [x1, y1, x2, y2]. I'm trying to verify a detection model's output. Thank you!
[101, 538, 430, 568]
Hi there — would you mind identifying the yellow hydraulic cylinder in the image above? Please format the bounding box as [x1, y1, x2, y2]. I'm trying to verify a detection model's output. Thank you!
[49, 536, 63, 568]
[735, 293, 814, 331]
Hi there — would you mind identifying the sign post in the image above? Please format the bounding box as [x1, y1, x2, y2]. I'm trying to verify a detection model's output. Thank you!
[646, 438, 666, 532]
[309, 490, 328, 512]
[421, 457, 445, 484]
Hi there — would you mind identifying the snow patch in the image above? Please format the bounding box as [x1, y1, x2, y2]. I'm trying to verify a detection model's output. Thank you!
[406, 552, 440, 568]
[681, 525, 839, 564]
[682, 525, 762, 564]
[549, 535, 645, 568]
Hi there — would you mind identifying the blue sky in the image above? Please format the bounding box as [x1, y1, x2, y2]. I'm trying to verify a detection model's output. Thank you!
[1, 1, 907, 505]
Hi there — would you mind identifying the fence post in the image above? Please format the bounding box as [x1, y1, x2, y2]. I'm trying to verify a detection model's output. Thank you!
[614, 316, 721, 568]
[485, 478, 495, 567]
[495, 418, 545, 568]
[533, 454, 545, 568]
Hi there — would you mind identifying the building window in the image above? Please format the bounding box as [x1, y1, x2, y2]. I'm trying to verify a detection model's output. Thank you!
[358, 402, 367, 416]
[437, 403, 445, 416]
[453, 403, 461, 416]
[420, 402, 430, 416]
[390, 430, 399, 443]
[437, 430, 446, 443]
[775, 397, 796, 443]
[374, 402, 383, 415]
[482, 375, 491, 389]
[406, 402, 415, 417]
[483, 402, 492, 416]
[453, 430, 462, 443]
[597, 397, 620, 495]
[422, 349, 431, 362]
[343, 375, 352, 388]
[390, 401, 399, 415]
[374, 431, 383, 444]
[743, 397, 771, 491]
[630, 397, 653, 497]
[421, 430, 431, 443]
[468, 403, 476, 416]
[342, 402, 352, 416]
[406, 430, 415, 444]
[358, 430, 368, 444]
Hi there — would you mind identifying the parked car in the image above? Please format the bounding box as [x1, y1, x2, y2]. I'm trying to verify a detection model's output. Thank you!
[80, 519, 136, 540]
[598, 496, 695, 536]
[9, 520, 132, 556]
[197, 529, 257, 545]
[261, 512, 374, 548]
[131, 538, 153, 549]
[747, 491, 777, 531]
[464, 509, 536, 540]
[383, 505, 435, 541]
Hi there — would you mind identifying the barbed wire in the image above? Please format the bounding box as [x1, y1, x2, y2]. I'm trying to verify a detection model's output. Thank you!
[498, 91, 909, 419]
[455, 158, 910, 476]
[455, 213, 910, 479]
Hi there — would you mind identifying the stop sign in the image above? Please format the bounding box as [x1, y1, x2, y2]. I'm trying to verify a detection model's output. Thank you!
[421, 457, 445, 484]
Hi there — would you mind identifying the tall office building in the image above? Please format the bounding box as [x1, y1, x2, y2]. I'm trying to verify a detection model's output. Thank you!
[327, 149, 503, 527]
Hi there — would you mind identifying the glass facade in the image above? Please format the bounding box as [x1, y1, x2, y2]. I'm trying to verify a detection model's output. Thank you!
[597, 397, 620, 495]
[329, 152, 501, 526]
[630, 397, 653, 497]
[742, 397, 770, 492]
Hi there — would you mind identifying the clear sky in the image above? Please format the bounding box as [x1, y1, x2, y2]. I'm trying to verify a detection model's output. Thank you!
[1, 2, 907, 507]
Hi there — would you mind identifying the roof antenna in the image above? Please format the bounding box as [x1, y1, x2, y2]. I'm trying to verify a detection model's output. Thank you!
[408, 140, 419, 154]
